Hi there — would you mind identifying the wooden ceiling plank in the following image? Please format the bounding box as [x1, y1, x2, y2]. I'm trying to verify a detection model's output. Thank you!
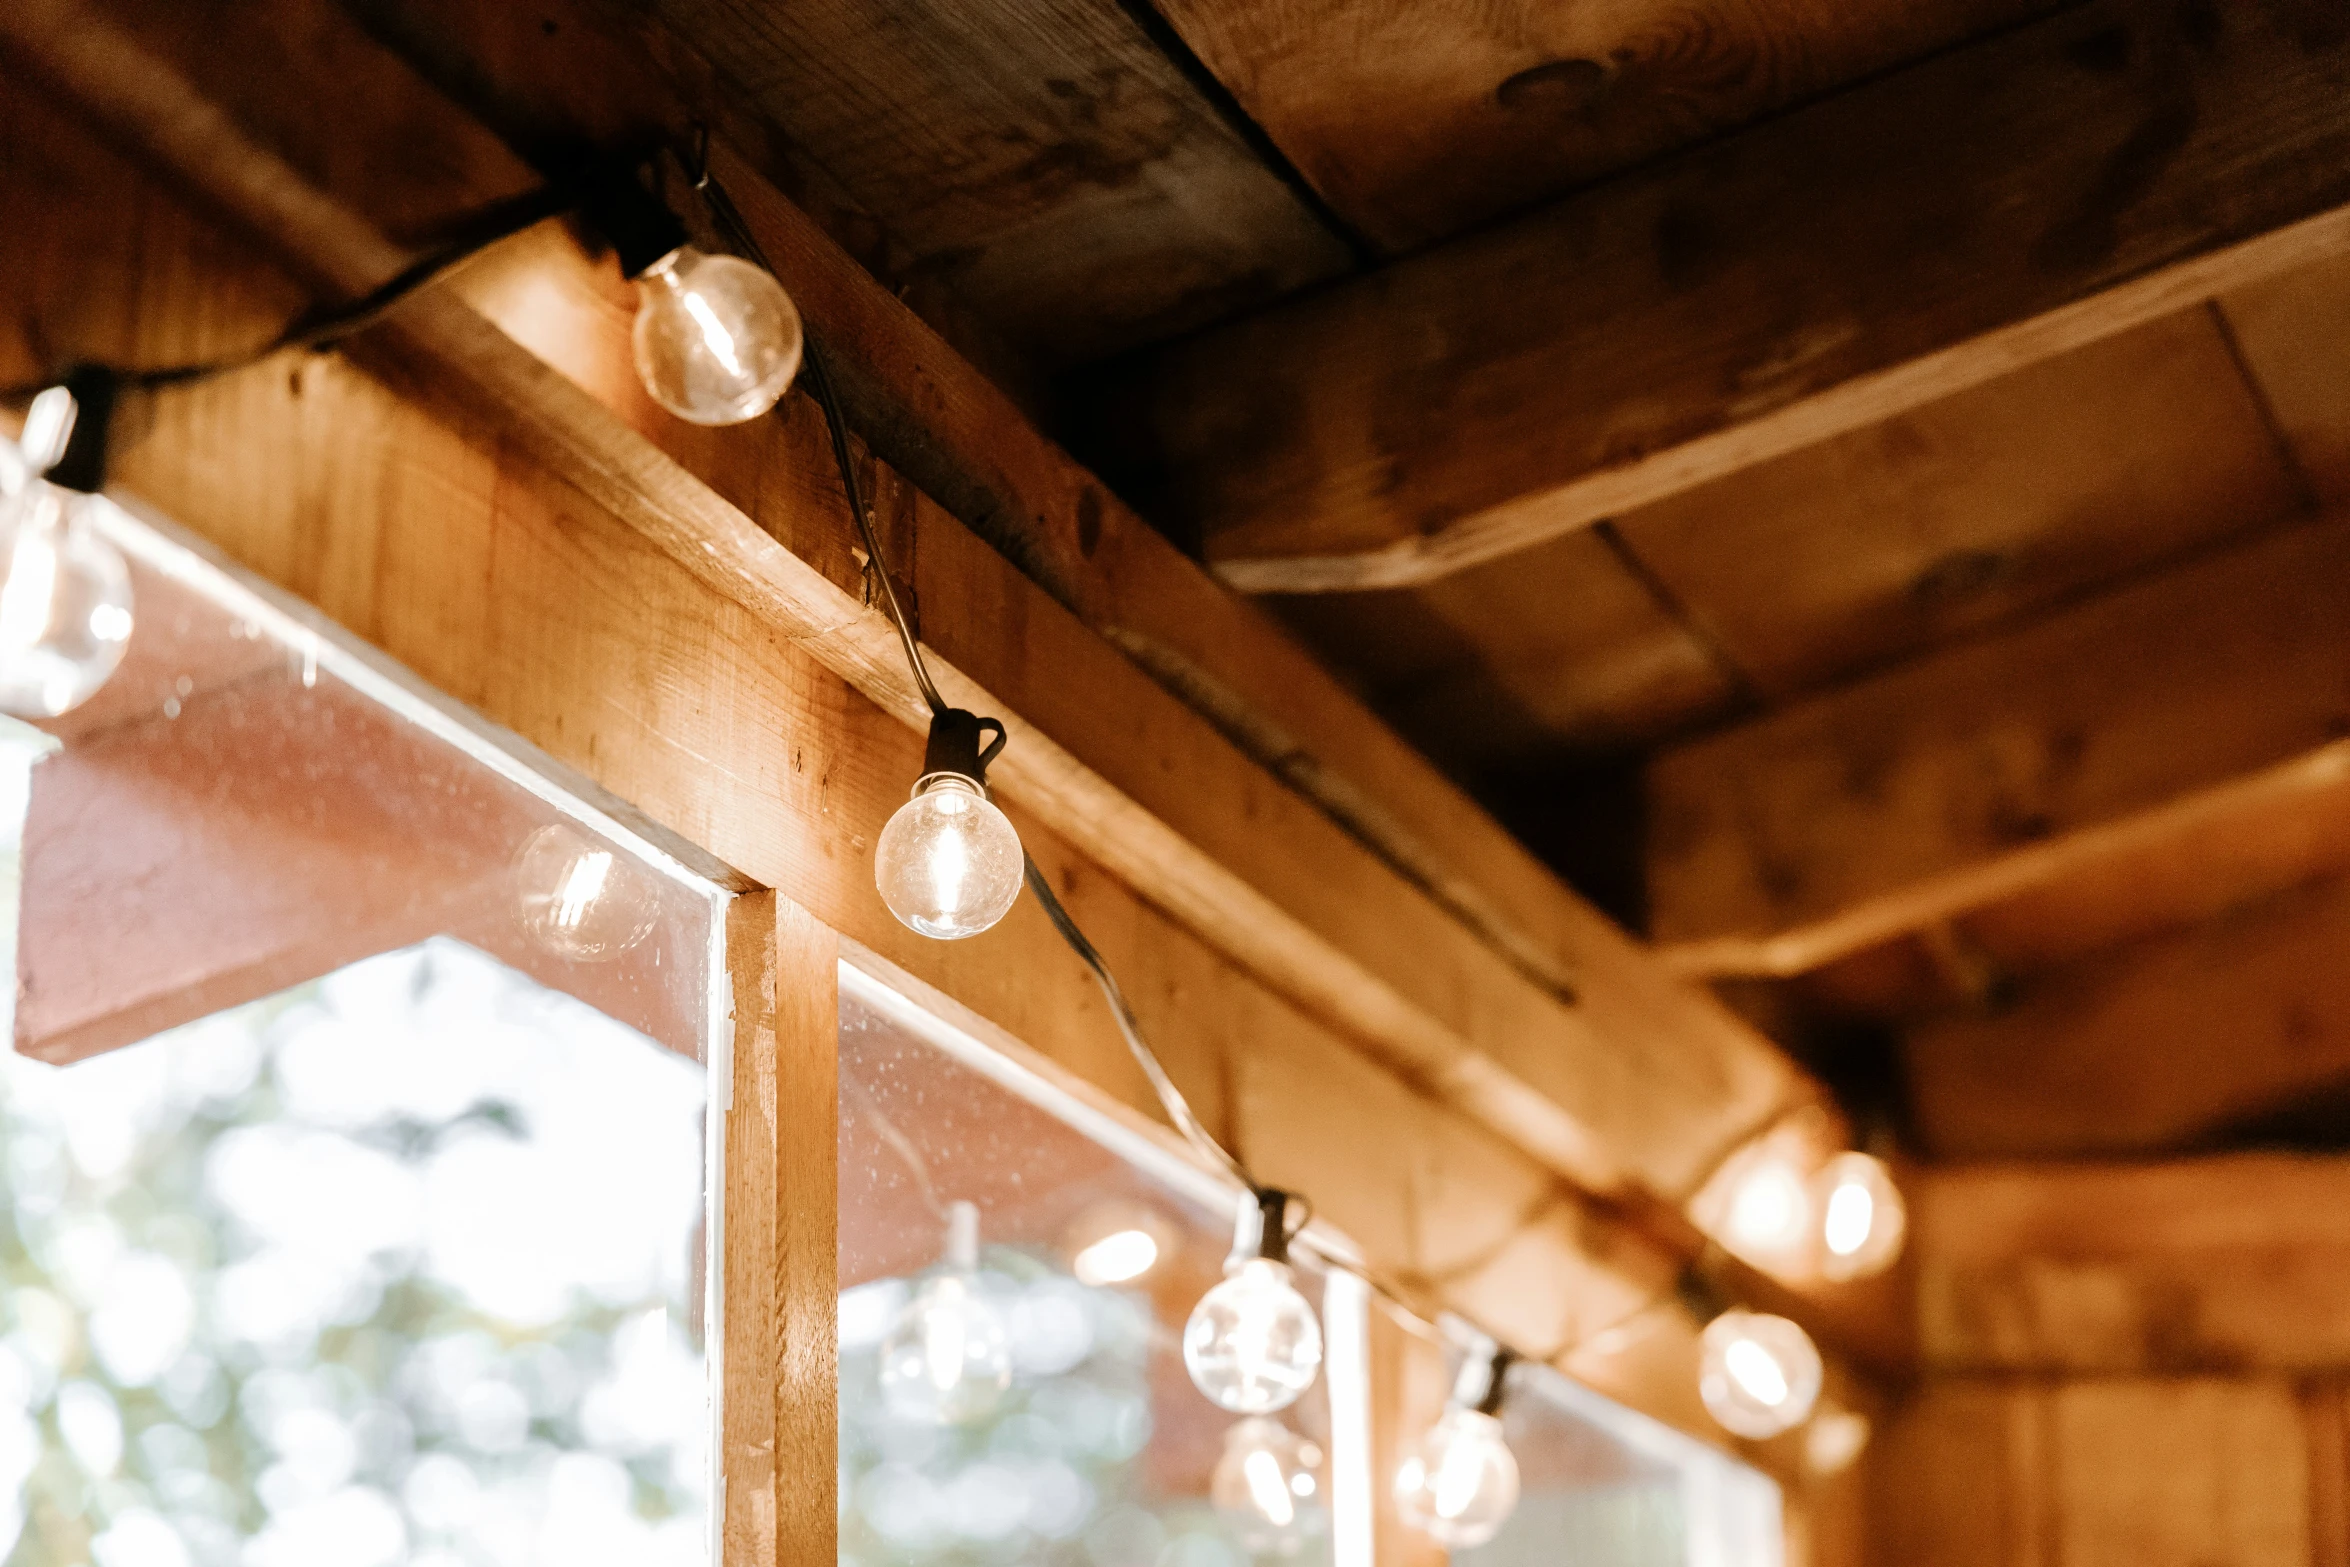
[1915, 1156, 2350, 1375]
[2220, 247, 2350, 510]
[630, 0, 1350, 364]
[1143, 0, 2052, 252]
[1647, 514, 2350, 973]
[1261, 526, 1743, 777]
[1906, 873, 2350, 1159]
[1607, 310, 2305, 701]
[0, 0, 1836, 1228]
[1086, 0, 2350, 593]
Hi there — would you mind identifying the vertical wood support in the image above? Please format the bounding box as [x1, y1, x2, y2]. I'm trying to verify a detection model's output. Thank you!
[725, 891, 839, 1567]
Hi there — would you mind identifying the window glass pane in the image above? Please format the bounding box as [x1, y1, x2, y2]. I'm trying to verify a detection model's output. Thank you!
[838, 976, 1364, 1567]
[2, 500, 727, 1567]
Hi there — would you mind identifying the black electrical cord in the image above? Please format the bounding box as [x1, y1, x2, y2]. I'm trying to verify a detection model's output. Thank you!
[1, 176, 588, 407]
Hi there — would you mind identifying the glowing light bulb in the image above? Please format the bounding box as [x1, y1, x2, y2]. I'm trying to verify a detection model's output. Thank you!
[1723, 1154, 1814, 1268]
[879, 1200, 1012, 1425]
[1185, 1193, 1322, 1414]
[513, 822, 658, 961]
[1396, 1405, 1520, 1547]
[1072, 1228, 1159, 1287]
[1699, 1310, 1822, 1440]
[0, 480, 132, 719]
[1812, 1151, 1907, 1281]
[1805, 1407, 1872, 1477]
[1210, 1418, 1327, 1555]
[631, 246, 804, 425]
[874, 773, 1023, 939]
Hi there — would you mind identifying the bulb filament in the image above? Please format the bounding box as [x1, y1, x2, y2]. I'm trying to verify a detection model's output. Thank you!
[0, 498, 62, 651]
[923, 1276, 971, 1392]
[1725, 1337, 1789, 1407]
[1823, 1180, 1874, 1256]
[553, 850, 614, 932]
[1243, 1447, 1295, 1527]
[679, 287, 748, 379]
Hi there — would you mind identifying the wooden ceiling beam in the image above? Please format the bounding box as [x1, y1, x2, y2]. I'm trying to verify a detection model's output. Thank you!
[1905, 873, 2350, 1160]
[1086, 0, 2350, 593]
[1647, 515, 2350, 977]
[0, 0, 1835, 1236]
[1913, 1155, 2350, 1374]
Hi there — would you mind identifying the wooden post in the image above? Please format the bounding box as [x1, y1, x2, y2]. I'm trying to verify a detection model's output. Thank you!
[725, 891, 839, 1567]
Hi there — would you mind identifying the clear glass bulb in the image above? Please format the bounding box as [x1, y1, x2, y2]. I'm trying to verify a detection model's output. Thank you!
[1812, 1151, 1907, 1281]
[1721, 1153, 1814, 1269]
[878, 1201, 1012, 1425]
[1699, 1309, 1823, 1440]
[1805, 1407, 1872, 1477]
[513, 821, 659, 961]
[874, 773, 1024, 939]
[1395, 1406, 1520, 1548]
[0, 481, 133, 719]
[1184, 1256, 1323, 1414]
[1211, 1417, 1327, 1556]
[631, 246, 803, 426]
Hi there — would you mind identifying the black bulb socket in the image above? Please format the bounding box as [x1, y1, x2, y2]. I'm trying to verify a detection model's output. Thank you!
[922, 708, 1008, 790]
[1674, 1260, 1734, 1327]
[1472, 1346, 1517, 1417]
[574, 152, 690, 282]
[46, 365, 118, 496]
[1249, 1187, 1297, 1266]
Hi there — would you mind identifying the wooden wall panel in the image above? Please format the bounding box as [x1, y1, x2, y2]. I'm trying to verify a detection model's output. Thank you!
[1914, 1157, 2350, 1378]
[2050, 1381, 2308, 1567]
[1875, 1379, 2318, 1567]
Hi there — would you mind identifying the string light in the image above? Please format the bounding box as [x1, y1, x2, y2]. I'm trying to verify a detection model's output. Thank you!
[1716, 1144, 1815, 1272]
[570, 154, 804, 427]
[874, 710, 1023, 938]
[1185, 1190, 1324, 1414]
[1811, 1150, 1907, 1281]
[877, 1199, 1014, 1425]
[1804, 1406, 1872, 1476]
[0, 377, 133, 719]
[1395, 1341, 1520, 1547]
[630, 245, 802, 425]
[1698, 1308, 1823, 1440]
[1210, 1417, 1327, 1555]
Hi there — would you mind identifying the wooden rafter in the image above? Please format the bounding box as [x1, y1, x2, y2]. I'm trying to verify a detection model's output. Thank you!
[1087, 0, 2350, 592]
[1647, 515, 2350, 978]
[1906, 874, 2350, 1160]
